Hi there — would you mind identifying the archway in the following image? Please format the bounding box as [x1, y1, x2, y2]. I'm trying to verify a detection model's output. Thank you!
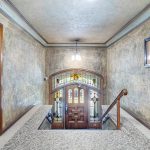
[49, 69, 104, 129]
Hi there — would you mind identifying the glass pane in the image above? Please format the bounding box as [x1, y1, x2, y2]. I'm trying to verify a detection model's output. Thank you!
[89, 90, 99, 122]
[68, 89, 73, 103]
[52, 70, 101, 90]
[146, 41, 150, 64]
[74, 88, 78, 103]
[53, 89, 63, 123]
[90, 101, 94, 116]
[80, 89, 84, 103]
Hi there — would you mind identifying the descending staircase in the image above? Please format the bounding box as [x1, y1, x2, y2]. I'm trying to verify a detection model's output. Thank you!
[39, 89, 128, 130]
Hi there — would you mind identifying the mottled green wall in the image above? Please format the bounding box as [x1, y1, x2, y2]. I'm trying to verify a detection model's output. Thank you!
[107, 19, 150, 126]
[0, 14, 46, 130]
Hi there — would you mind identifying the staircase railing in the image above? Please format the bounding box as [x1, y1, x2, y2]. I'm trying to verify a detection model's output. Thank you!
[100, 89, 128, 129]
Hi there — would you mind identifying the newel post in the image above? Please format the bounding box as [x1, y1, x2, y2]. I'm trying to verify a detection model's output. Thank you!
[117, 98, 120, 129]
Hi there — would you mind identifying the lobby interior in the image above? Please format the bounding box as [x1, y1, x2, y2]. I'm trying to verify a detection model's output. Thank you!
[0, 0, 150, 149]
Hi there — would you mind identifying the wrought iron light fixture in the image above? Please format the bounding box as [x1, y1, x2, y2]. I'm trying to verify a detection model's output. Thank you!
[72, 40, 81, 61]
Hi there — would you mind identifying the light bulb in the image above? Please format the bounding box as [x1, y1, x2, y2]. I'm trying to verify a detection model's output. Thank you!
[76, 54, 81, 61]
[72, 53, 81, 61]
[72, 55, 75, 61]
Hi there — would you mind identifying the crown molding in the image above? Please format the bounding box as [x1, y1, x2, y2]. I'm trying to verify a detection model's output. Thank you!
[0, 0, 48, 46]
[0, 0, 150, 47]
[44, 43, 106, 47]
[106, 4, 150, 47]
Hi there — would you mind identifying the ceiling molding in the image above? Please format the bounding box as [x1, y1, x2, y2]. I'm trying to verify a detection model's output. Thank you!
[44, 43, 106, 47]
[0, 0, 150, 47]
[106, 4, 150, 47]
[0, 0, 48, 46]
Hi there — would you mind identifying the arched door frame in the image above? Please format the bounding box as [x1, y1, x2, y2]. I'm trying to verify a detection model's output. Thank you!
[49, 68, 104, 105]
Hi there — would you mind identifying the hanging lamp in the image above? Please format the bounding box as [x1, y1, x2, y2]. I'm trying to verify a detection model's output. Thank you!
[72, 40, 81, 61]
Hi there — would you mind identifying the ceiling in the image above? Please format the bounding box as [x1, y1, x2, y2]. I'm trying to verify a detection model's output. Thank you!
[6, 0, 150, 44]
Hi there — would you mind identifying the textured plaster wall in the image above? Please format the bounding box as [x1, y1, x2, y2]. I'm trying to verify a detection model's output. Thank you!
[107, 19, 150, 126]
[45, 47, 107, 103]
[0, 14, 46, 130]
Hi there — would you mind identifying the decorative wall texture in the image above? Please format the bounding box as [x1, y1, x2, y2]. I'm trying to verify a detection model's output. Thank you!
[45, 47, 107, 103]
[0, 14, 46, 130]
[107, 19, 150, 126]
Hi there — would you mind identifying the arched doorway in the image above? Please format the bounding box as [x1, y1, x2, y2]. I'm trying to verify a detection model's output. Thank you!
[49, 69, 104, 129]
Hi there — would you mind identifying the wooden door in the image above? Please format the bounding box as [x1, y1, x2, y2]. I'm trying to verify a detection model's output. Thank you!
[65, 85, 88, 129]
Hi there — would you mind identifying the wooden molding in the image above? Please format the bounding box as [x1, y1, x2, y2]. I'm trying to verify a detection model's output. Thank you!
[49, 68, 104, 79]
[48, 68, 105, 105]
[0, 24, 3, 134]
[0, 105, 34, 135]
[106, 4, 150, 47]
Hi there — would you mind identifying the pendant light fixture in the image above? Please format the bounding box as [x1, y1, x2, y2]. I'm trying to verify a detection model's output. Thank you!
[72, 40, 81, 61]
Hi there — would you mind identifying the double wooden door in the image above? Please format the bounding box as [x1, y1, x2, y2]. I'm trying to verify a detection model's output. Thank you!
[65, 85, 88, 129]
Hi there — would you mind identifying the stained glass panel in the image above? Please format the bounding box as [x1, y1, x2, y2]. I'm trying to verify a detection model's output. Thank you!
[80, 89, 84, 103]
[89, 90, 100, 122]
[74, 88, 78, 103]
[52, 71, 101, 90]
[68, 89, 73, 103]
[53, 89, 63, 123]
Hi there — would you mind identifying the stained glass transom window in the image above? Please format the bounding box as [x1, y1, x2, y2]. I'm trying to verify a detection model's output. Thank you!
[52, 71, 100, 90]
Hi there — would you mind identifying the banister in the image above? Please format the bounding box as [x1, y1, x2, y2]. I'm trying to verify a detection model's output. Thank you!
[100, 89, 128, 129]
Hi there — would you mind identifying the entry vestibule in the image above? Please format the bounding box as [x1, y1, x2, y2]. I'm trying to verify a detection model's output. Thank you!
[49, 69, 104, 129]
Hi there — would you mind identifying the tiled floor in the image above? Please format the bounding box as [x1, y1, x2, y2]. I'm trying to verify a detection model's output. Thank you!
[0, 105, 150, 150]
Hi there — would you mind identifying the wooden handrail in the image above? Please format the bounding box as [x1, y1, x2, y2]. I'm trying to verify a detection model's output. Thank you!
[100, 89, 128, 129]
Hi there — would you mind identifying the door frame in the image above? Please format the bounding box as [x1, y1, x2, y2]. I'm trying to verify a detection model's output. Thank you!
[49, 69, 104, 129]
[49, 68, 104, 105]
[65, 84, 88, 129]
[0, 24, 3, 134]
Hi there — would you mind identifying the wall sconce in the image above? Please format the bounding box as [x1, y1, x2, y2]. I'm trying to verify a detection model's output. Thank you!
[144, 37, 150, 67]
[44, 77, 48, 81]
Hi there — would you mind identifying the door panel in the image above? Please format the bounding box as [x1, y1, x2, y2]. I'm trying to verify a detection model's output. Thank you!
[65, 85, 88, 129]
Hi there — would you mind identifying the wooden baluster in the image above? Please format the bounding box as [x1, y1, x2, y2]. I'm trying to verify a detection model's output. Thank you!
[117, 98, 120, 129]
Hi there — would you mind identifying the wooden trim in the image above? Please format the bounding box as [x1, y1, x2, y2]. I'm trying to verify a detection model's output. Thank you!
[49, 68, 104, 79]
[50, 83, 103, 94]
[49, 68, 105, 105]
[0, 105, 34, 135]
[122, 107, 150, 130]
[0, 24, 3, 134]
[49, 76, 52, 105]
[117, 98, 120, 129]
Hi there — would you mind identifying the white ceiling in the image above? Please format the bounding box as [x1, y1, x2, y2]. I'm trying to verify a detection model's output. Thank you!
[7, 0, 150, 44]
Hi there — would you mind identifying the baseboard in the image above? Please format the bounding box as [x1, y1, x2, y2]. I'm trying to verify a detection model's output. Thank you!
[122, 107, 150, 130]
[0, 105, 34, 135]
